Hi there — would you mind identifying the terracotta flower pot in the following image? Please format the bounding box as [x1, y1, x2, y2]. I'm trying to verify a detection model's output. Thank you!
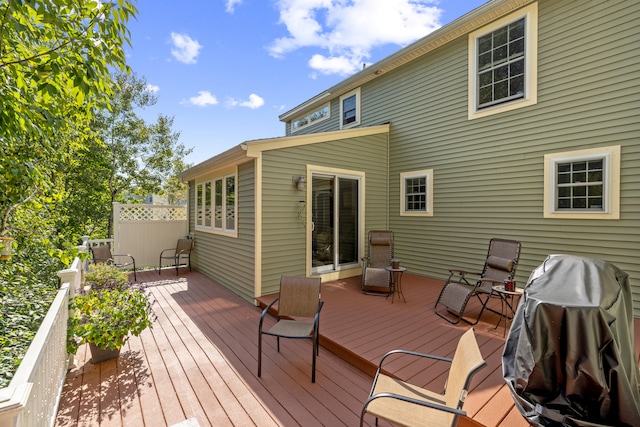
[89, 343, 121, 363]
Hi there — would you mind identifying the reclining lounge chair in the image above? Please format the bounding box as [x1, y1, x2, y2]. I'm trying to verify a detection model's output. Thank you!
[361, 230, 393, 295]
[434, 238, 521, 325]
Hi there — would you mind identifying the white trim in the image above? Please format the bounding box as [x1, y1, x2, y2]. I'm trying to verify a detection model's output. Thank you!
[468, 2, 538, 120]
[400, 170, 434, 217]
[195, 166, 239, 237]
[339, 88, 361, 129]
[543, 146, 620, 219]
[307, 165, 365, 277]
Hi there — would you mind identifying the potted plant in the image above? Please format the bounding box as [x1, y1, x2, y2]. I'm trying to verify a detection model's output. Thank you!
[68, 263, 155, 363]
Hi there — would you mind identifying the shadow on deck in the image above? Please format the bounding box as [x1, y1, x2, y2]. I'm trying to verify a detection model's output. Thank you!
[55, 269, 640, 427]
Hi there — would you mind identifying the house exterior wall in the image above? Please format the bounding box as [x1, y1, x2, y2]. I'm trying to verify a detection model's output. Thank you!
[189, 161, 256, 302]
[282, 0, 640, 315]
[259, 132, 389, 296]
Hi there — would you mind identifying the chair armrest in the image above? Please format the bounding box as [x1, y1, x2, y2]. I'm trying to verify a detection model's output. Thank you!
[112, 253, 135, 263]
[259, 297, 280, 331]
[448, 268, 481, 276]
[377, 349, 452, 372]
[363, 392, 467, 417]
[159, 248, 175, 257]
[314, 301, 324, 326]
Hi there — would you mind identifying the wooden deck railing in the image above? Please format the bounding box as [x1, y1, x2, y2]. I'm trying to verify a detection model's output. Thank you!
[0, 256, 83, 427]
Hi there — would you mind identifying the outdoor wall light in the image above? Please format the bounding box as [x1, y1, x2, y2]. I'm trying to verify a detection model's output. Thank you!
[293, 175, 306, 191]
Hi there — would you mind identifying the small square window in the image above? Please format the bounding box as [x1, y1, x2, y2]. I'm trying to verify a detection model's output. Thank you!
[544, 146, 620, 219]
[400, 170, 433, 217]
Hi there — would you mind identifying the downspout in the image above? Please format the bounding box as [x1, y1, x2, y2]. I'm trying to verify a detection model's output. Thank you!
[386, 129, 391, 229]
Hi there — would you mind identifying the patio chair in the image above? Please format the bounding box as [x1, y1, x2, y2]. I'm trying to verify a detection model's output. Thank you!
[90, 244, 137, 282]
[258, 276, 323, 382]
[361, 230, 393, 295]
[434, 238, 521, 325]
[159, 238, 193, 276]
[360, 328, 486, 427]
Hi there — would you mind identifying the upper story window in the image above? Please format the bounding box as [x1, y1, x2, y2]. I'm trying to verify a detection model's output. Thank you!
[400, 170, 433, 217]
[291, 103, 330, 132]
[196, 168, 238, 235]
[469, 3, 538, 119]
[544, 146, 620, 219]
[340, 88, 361, 129]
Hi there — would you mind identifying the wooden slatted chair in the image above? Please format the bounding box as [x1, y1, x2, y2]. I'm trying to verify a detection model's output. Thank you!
[434, 238, 521, 324]
[258, 276, 323, 382]
[360, 328, 486, 427]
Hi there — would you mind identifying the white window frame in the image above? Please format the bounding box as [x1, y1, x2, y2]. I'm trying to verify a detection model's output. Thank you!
[291, 103, 330, 133]
[195, 181, 212, 229]
[339, 88, 361, 129]
[195, 167, 238, 236]
[468, 2, 538, 120]
[544, 146, 620, 219]
[400, 170, 433, 217]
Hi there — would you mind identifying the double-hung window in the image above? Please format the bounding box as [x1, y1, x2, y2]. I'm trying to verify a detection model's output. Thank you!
[340, 88, 360, 129]
[469, 3, 538, 119]
[400, 170, 433, 217]
[544, 146, 620, 219]
[196, 169, 237, 235]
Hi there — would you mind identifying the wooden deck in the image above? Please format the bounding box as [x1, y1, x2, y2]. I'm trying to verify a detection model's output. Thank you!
[55, 269, 640, 427]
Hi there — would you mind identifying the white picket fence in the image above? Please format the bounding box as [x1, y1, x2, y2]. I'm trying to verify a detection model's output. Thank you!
[0, 256, 84, 427]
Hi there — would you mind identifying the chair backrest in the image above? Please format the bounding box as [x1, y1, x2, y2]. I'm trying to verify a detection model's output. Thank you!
[91, 245, 112, 263]
[277, 276, 322, 319]
[368, 230, 393, 268]
[444, 328, 486, 409]
[175, 238, 193, 254]
[479, 238, 521, 291]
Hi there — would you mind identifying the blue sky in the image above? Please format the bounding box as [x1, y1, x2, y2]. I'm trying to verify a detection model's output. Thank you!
[125, 0, 487, 165]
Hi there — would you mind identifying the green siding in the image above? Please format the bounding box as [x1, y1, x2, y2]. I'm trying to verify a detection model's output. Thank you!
[285, 0, 640, 315]
[259, 132, 389, 295]
[190, 161, 256, 302]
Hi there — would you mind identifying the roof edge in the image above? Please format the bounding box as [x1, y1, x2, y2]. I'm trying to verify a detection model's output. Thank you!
[278, 0, 534, 122]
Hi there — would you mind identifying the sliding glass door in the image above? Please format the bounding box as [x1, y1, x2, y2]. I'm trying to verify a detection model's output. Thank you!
[311, 173, 360, 274]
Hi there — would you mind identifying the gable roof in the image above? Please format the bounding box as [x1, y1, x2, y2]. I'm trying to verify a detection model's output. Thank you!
[278, 0, 535, 123]
[181, 124, 390, 181]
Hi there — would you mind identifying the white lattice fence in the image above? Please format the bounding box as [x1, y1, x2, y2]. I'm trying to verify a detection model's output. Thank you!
[113, 203, 188, 269]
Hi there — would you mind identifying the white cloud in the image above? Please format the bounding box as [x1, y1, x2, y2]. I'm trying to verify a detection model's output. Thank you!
[170, 32, 202, 64]
[269, 0, 442, 75]
[146, 84, 160, 94]
[188, 91, 218, 107]
[227, 94, 265, 109]
[226, 0, 243, 13]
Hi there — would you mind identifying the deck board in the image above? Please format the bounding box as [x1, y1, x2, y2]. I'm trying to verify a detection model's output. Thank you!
[55, 269, 640, 427]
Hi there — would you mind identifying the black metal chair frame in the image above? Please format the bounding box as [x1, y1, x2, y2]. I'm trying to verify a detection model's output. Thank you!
[90, 244, 137, 282]
[159, 238, 193, 276]
[258, 276, 323, 383]
[434, 238, 521, 325]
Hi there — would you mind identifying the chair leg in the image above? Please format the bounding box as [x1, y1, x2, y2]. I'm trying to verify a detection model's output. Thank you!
[257, 332, 262, 377]
[312, 336, 317, 383]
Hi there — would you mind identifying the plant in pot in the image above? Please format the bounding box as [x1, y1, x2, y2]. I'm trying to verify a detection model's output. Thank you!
[68, 263, 155, 363]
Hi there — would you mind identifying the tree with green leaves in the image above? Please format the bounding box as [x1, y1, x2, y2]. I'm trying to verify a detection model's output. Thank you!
[91, 72, 192, 237]
[0, 0, 137, 238]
